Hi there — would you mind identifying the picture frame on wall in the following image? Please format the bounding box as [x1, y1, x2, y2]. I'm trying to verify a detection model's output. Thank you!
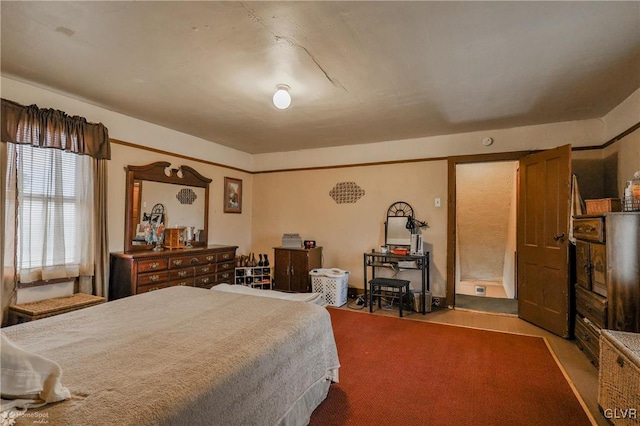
[224, 177, 242, 213]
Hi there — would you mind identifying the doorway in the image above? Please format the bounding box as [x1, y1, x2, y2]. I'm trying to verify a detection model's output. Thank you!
[454, 161, 518, 314]
[446, 151, 526, 313]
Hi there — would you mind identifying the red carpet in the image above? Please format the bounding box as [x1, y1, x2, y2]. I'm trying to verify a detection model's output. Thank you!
[310, 308, 592, 426]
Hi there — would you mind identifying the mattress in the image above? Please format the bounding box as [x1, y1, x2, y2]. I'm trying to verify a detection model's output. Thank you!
[212, 283, 326, 305]
[2, 286, 340, 425]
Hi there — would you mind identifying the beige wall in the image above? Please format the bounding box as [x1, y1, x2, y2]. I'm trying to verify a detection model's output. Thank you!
[251, 161, 449, 296]
[572, 129, 640, 200]
[603, 130, 640, 199]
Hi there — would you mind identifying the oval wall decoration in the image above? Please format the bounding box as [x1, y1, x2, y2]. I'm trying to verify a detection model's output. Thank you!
[176, 188, 197, 205]
[329, 182, 365, 204]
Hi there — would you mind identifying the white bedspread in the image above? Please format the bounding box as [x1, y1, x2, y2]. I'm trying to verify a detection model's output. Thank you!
[2, 286, 340, 425]
[212, 283, 325, 305]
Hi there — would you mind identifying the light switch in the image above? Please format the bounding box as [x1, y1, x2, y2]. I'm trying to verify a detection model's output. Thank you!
[435, 198, 441, 207]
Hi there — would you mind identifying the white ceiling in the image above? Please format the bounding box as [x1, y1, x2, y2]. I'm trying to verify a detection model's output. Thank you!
[1, 1, 639, 154]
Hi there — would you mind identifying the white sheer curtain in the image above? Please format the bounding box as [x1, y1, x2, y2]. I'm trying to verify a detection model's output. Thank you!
[6, 144, 94, 283]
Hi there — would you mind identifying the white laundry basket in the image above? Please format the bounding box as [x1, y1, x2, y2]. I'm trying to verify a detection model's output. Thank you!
[310, 268, 349, 307]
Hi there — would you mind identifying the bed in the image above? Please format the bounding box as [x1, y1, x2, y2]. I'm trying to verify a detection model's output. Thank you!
[211, 283, 326, 306]
[1, 286, 340, 425]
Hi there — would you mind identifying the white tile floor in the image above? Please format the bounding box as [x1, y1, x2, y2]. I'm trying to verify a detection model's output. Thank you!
[457, 279, 508, 298]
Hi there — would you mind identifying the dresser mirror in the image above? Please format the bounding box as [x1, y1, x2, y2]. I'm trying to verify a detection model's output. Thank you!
[124, 161, 211, 252]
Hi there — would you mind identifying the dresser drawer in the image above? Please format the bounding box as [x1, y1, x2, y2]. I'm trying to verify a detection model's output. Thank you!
[137, 258, 168, 273]
[201, 253, 217, 264]
[195, 274, 216, 288]
[170, 268, 193, 280]
[576, 285, 607, 329]
[195, 264, 215, 276]
[169, 256, 199, 268]
[168, 278, 194, 288]
[217, 270, 233, 283]
[137, 270, 169, 286]
[217, 261, 235, 272]
[574, 315, 600, 366]
[573, 217, 605, 242]
[137, 282, 170, 294]
[217, 250, 235, 262]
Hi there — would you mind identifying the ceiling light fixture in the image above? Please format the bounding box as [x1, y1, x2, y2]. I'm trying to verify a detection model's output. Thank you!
[272, 84, 291, 110]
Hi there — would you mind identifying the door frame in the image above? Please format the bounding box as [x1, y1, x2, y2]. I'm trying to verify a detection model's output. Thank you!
[446, 151, 530, 308]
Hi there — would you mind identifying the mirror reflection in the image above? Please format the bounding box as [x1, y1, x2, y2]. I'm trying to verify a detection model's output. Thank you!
[386, 216, 411, 246]
[131, 181, 206, 244]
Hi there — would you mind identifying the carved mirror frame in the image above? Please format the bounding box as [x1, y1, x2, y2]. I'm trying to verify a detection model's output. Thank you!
[124, 162, 212, 252]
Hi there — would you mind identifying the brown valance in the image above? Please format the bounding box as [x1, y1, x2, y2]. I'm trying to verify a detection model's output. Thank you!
[1, 98, 110, 160]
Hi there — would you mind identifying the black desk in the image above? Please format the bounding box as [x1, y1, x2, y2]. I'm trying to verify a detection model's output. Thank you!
[363, 251, 430, 314]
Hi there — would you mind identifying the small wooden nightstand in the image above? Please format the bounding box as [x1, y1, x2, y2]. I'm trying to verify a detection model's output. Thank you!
[8, 293, 105, 325]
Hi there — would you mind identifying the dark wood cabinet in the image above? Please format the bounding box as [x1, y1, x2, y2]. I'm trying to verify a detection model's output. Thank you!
[273, 247, 322, 293]
[573, 215, 608, 366]
[109, 245, 237, 300]
[573, 212, 640, 366]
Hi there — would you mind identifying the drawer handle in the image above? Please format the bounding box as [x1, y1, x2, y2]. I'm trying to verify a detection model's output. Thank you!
[178, 282, 187, 286]
[174, 259, 183, 266]
[202, 267, 210, 273]
[202, 277, 210, 284]
[206, 256, 214, 261]
[576, 224, 596, 233]
[149, 286, 160, 292]
[221, 272, 230, 279]
[617, 356, 625, 368]
[222, 253, 231, 259]
[149, 262, 160, 269]
[178, 271, 188, 277]
[191, 258, 199, 265]
[149, 275, 160, 282]
[583, 333, 590, 342]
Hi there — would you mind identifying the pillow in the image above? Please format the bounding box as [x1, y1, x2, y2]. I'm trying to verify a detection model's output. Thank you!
[1, 332, 70, 412]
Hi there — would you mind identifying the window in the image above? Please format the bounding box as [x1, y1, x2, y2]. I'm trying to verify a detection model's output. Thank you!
[7, 144, 94, 283]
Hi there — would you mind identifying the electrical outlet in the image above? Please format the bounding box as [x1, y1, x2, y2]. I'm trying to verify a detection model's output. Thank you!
[435, 198, 441, 207]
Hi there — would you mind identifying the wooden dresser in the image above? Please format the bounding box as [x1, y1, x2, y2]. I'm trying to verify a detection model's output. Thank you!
[109, 245, 237, 300]
[573, 212, 640, 366]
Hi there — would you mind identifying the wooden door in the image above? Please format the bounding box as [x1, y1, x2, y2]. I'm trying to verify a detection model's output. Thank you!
[590, 243, 607, 296]
[575, 240, 590, 289]
[273, 249, 291, 291]
[517, 145, 571, 337]
[290, 250, 310, 292]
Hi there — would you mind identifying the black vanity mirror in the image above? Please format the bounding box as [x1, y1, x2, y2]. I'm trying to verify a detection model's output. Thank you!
[124, 162, 211, 252]
[385, 201, 414, 247]
[384, 201, 429, 249]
